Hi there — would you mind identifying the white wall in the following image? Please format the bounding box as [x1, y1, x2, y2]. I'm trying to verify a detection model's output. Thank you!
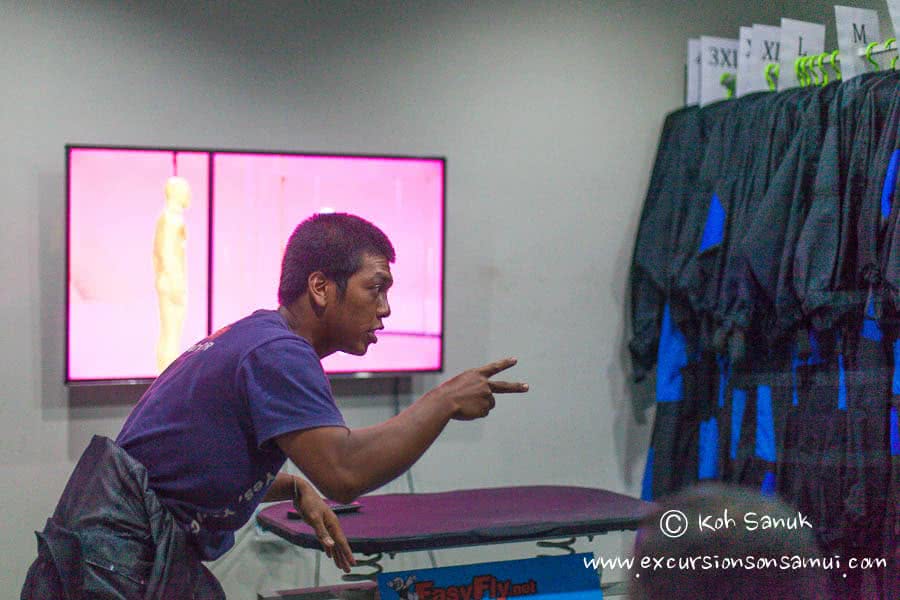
[1, 1, 892, 596]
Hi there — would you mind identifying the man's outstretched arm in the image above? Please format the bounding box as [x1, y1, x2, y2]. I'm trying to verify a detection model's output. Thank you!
[275, 358, 528, 504]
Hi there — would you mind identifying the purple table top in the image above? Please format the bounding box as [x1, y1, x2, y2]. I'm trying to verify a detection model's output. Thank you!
[257, 485, 654, 555]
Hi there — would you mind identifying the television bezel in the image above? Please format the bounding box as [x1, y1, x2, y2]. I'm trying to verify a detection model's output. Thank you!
[65, 143, 446, 385]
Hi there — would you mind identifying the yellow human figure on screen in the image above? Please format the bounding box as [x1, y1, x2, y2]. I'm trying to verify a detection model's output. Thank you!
[153, 176, 191, 373]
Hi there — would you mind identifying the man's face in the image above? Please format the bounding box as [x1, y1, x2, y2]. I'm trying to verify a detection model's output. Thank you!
[324, 252, 392, 356]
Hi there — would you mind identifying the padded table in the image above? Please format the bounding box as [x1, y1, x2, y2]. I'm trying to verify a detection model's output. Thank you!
[257, 485, 654, 555]
[256, 486, 653, 599]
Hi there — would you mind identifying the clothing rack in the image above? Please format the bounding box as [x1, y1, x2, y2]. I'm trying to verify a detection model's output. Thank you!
[759, 39, 900, 91]
[633, 62, 900, 600]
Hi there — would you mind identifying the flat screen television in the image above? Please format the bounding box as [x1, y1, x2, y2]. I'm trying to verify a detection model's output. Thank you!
[66, 145, 445, 383]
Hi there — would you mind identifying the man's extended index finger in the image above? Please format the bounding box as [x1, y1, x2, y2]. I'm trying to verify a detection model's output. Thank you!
[478, 357, 518, 377]
[489, 381, 529, 393]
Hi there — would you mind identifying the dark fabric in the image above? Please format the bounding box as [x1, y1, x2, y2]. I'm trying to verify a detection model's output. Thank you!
[856, 83, 900, 313]
[21, 436, 224, 600]
[645, 400, 701, 499]
[641, 302, 702, 501]
[887, 391, 900, 600]
[839, 327, 892, 600]
[716, 88, 812, 357]
[23, 519, 82, 600]
[672, 94, 772, 351]
[668, 99, 738, 345]
[778, 354, 846, 544]
[683, 353, 722, 483]
[629, 106, 702, 381]
[883, 151, 900, 316]
[741, 82, 838, 346]
[794, 72, 894, 333]
[721, 347, 793, 493]
[632, 76, 900, 600]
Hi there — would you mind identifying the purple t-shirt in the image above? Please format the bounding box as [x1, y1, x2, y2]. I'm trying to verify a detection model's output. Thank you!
[116, 309, 346, 560]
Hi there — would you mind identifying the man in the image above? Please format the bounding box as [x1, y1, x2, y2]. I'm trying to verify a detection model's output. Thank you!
[22, 213, 528, 599]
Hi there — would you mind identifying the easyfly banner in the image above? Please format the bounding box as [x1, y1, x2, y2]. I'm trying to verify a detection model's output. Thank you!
[377, 553, 603, 600]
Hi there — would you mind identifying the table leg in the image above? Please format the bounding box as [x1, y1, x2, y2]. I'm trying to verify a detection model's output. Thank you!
[341, 552, 384, 582]
[536, 537, 577, 555]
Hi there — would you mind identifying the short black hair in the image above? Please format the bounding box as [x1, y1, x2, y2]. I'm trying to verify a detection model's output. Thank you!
[631, 483, 833, 600]
[278, 212, 395, 307]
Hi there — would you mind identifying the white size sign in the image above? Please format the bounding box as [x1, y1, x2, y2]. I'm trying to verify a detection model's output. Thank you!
[736, 27, 754, 97]
[700, 36, 738, 106]
[744, 25, 781, 95]
[687, 38, 701, 106]
[887, 0, 900, 41]
[835, 5, 880, 80]
[778, 19, 825, 90]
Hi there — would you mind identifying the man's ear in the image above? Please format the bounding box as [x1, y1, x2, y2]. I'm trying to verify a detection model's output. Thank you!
[307, 271, 330, 311]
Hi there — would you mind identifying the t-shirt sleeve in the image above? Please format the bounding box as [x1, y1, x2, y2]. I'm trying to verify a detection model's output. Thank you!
[237, 337, 346, 449]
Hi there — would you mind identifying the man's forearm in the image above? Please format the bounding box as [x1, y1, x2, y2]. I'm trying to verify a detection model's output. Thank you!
[280, 389, 457, 503]
[341, 389, 456, 495]
[277, 359, 521, 504]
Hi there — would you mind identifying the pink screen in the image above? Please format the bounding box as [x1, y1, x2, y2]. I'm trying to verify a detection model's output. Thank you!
[67, 147, 443, 381]
[212, 153, 444, 374]
[67, 148, 210, 381]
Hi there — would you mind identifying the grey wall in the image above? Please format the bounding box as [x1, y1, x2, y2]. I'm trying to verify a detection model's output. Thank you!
[1, 1, 893, 596]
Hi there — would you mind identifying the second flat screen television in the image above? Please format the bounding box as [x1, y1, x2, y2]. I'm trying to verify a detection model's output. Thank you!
[66, 146, 445, 382]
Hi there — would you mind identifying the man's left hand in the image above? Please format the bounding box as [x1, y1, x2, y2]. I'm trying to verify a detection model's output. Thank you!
[293, 478, 356, 573]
